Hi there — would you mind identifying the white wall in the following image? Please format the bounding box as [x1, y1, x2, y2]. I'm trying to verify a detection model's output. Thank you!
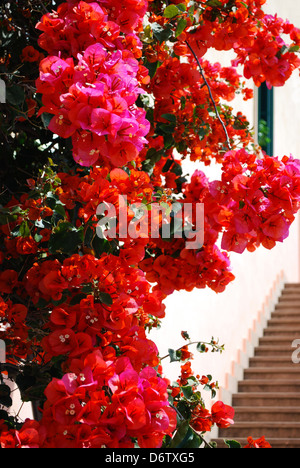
[149, 0, 300, 414]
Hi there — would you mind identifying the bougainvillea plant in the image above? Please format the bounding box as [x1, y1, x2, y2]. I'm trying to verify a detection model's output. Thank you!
[0, 0, 299, 449]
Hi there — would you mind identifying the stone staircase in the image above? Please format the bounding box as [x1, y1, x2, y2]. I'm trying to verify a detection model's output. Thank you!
[214, 283, 300, 448]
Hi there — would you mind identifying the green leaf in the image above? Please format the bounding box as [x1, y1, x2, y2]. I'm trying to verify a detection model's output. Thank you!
[49, 223, 83, 255]
[164, 5, 179, 18]
[152, 23, 173, 43]
[6, 85, 25, 106]
[169, 421, 202, 448]
[98, 292, 113, 306]
[176, 400, 191, 420]
[41, 112, 54, 129]
[224, 439, 242, 448]
[206, 0, 223, 7]
[161, 113, 177, 123]
[69, 293, 87, 306]
[169, 421, 189, 448]
[19, 221, 31, 238]
[175, 17, 187, 37]
[176, 3, 187, 12]
[145, 59, 160, 79]
[197, 342, 207, 353]
[34, 233, 44, 243]
[182, 427, 202, 448]
[168, 348, 181, 362]
[157, 122, 176, 134]
[181, 385, 194, 400]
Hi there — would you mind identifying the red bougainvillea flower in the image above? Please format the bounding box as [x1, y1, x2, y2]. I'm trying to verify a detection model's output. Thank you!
[244, 436, 272, 448]
[0, 270, 18, 294]
[21, 45, 40, 62]
[210, 401, 235, 428]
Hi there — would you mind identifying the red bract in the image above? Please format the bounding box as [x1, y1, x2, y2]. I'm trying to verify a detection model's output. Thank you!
[211, 401, 235, 429]
[36, 1, 150, 168]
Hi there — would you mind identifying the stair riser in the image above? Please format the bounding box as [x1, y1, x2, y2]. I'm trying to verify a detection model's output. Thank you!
[254, 350, 294, 357]
[249, 360, 295, 367]
[276, 304, 300, 309]
[219, 427, 300, 438]
[272, 313, 300, 319]
[264, 330, 300, 337]
[244, 371, 300, 379]
[268, 320, 300, 326]
[234, 412, 300, 422]
[279, 296, 300, 301]
[279, 298, 300, 302]
[233, 396, 300, 407]
[238, 383, 300, 392]
[259, 338, 296, 346]
[282, 291, 300, 295]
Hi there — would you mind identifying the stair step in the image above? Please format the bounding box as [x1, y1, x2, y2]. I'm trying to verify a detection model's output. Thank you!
[284, 284, 300, 288]
[234, 407, 300, 422]
[281, 292, 300, 298]
[259, 336, 296, 346]
[219, 422, 300, 438]
[244, 367, 300, 380]
[238, 380, 300, 392]
[254, 346, 294, 357]
[232, 393, 300, 407]
[249, 357, 295, 367]
[279, 296, 300, 302]
[212, 438, 300, 448]
[267, 318, 300, 326]
[264, 327, 300, 337]
[272, 309, 300, 318]
[275, 303, 300, 309]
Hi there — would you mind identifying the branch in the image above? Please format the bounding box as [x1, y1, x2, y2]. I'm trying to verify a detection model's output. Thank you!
[185, 40, 232, 151]
[160, 340, 224, 361]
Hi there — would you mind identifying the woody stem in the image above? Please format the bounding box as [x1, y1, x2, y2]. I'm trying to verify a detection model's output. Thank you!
[160, 340, 222, 361]
[185, 40, 232, 151]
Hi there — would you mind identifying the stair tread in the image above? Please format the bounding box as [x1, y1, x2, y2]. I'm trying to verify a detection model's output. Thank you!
[250, 356, 294, 360]
[245, 367, 300, 371]
[225, 421, 300, 426]
[234, 407, 300, 412]
[233, 392, 300, 396]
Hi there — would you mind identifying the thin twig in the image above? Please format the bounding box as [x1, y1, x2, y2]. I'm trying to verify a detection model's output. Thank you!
[185, 40, 232, 151]
[160, 340, 223, 361]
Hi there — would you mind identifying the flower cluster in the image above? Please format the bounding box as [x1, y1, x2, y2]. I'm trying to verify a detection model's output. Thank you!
[184, 151, 300, 254]
[183, 0, 300, 88]
[0, 353, 176, 448]
[36, 0, 150, 167]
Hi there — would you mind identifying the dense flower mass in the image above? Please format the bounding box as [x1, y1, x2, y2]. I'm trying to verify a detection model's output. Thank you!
[1, 0, 300, 449]
[36, 1, 150, 168]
